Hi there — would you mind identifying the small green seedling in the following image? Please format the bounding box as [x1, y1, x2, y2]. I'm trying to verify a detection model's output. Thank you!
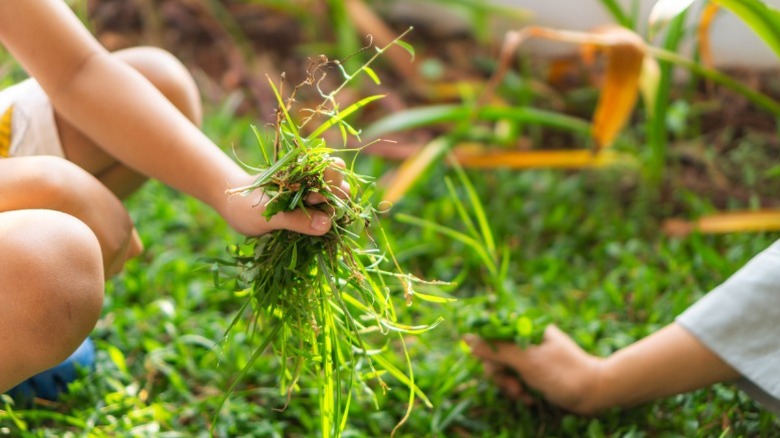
[465, 308, 550, 348]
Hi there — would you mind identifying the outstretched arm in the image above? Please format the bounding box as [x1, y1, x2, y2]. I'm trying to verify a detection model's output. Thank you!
[0, 0, 344, 237]
[468, 322, 740, 414]
[596, 323, 740, 409]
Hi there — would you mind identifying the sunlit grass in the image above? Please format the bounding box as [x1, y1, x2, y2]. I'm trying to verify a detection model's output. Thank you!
[2, 120, 779, 435]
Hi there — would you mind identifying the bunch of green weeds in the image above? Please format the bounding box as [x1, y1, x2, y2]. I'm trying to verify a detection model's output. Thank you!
[212, 29, 443, 437]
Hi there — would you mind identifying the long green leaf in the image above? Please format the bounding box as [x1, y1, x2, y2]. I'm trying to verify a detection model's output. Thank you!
[308, 94, 386, 139]
[233, 146, 301, 193]
[444, 176, 481, 243]
[714, 0, 780, 59]
[266, 76, 303, 147]
[363, 105, 592, 140]
[411, 291, 457, 303]
[650, 0, 780, 60]
[599, 0, 635, 28]
[646, 45, 780, 115]
[450, 157, 496, 258]
[379, 316, 445, 334]
[371, 349, 433, 409]
[212, 323, 283, 435]
[396, 213, 497, 276]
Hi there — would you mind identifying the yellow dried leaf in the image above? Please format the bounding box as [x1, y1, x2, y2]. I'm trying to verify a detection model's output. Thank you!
[483, 26, 646, 150]
[697, 3, 721, 69]
[453, 148, 629, 169]
[590, 26, 646, 150]
[663, 210, 780, 236]
[381, 137, 450, 204]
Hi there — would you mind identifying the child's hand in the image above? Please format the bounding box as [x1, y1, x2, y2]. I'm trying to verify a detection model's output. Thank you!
[465, 325, 603, 414]
[222, 157, 351, 237]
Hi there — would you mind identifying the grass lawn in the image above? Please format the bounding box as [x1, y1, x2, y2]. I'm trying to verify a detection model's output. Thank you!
[2, 110, 779, 436]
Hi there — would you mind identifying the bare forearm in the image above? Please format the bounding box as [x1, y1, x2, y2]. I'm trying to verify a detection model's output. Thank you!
[51, 52, 247, 211]
[0, 0, 338, 238]
[0, 0, 247, 215]
[594, 323, 741, 410]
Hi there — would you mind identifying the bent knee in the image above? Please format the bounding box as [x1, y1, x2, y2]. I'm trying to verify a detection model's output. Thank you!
[115, 46, 202, 125]
[11, 155, 93, 201]
[0, 210, 104, 366]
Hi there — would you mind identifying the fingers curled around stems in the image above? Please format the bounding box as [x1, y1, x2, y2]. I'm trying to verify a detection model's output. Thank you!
[484, 361, 535, 404]
[305, 157, 351, 204]
[262, 207, 333, 236]
[328, 158, 352, 204]
[483, 361, 522, 399]
[465, 335, 536, 404]
[225, 156, 353, 237]
[305, 192, 328, 205]
[464, 335, 527, 371]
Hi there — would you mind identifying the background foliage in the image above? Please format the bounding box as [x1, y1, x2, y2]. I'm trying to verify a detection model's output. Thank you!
[3, 0, 780, 436]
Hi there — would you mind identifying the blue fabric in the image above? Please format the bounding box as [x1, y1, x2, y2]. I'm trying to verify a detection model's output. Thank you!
[6, 337, 95, 403]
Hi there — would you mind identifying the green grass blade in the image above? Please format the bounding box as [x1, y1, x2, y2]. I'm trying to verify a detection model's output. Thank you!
[393, 39, 416, 61]
[396, 213, 497, 276]
[411, 291, 457, 304]
[363, 105, 468, 139]
[444, 176, 481, 244]
[713, 0, 780, 59]
[371, 346, 432, 409]
[251, 124, 271, 166]
[380, 316, 445, 334]
[363, 66, 382, 85]
[449, 157, 496, 258]
[598, 0, 635, 28]
[364, 104, 592, 140]
[646, 46, 780, 115]
[240, 147, 302, 192]
[391, 335, 417, 437]
[266, 75, 303, 146]
[211, 323, 283, 435]
[308, 94, 386, 139]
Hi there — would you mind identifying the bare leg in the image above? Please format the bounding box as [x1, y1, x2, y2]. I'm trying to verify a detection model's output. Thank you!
[468, 322, 740, 414]
[0, 48, 197, 392]
[57, 46, 203, 199]
[0, 210, 104, 393]
[0, 156, 142, 278]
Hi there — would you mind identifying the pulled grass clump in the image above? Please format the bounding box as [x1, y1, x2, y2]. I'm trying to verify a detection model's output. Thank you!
[212, 30, 442, 437]
[464, 307, 549, 348]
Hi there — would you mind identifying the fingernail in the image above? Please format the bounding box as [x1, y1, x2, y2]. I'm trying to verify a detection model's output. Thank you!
[311, 212, 330, 232]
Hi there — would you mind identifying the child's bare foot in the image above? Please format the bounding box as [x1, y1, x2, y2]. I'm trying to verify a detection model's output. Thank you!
[466, 325, 605, 414]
